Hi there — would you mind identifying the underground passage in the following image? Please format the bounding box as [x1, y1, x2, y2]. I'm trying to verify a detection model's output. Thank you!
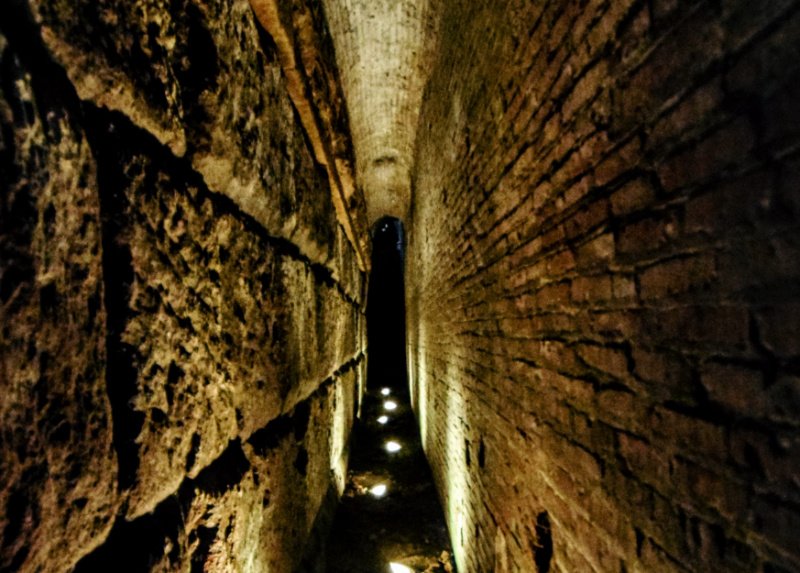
[324, 218, 454, 572]
[1, 0, 800, 572]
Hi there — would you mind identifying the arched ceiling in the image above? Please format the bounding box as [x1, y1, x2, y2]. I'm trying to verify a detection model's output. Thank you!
[321, 0, 441, 225]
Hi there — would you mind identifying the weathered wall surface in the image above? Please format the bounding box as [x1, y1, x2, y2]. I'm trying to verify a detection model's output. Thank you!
[408, 1, 800, 572]
[0, 0, 365, 571]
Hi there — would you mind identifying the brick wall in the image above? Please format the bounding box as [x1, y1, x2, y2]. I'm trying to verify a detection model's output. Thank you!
[0, 0, 365, 571]
[407, 0, 800, 571]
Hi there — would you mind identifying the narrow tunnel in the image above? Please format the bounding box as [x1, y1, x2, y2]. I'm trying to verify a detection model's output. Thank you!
[2, 0, 800, 572]
[366, 218, 408, 392]
[323, 218, 454, 572]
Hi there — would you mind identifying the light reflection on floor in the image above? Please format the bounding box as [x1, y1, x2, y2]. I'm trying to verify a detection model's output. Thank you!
[324, 382, 455, 572]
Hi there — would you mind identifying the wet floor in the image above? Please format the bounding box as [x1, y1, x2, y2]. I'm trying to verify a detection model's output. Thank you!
[324, 378, 455, 573]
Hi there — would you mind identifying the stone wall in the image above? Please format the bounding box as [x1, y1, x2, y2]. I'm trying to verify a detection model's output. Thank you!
[407, 0, 800, 572]
[0, 0, 366, 571]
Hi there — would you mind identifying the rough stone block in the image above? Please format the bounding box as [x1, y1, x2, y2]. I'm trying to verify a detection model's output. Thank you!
[0, 37, 119, 572]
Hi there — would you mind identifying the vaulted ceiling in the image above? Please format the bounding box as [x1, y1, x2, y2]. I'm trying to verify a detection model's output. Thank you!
[321, 0, 441, 225]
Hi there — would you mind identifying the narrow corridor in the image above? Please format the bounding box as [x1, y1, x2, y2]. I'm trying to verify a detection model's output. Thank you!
[325, 220, 454, 573]
[324, 380, 454, 572]
[3, 0, 800, 571]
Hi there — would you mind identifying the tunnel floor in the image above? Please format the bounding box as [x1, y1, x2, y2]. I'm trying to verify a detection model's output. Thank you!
[324, 381, 455, 573]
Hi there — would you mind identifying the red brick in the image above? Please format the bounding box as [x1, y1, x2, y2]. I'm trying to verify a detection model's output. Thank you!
[561, 60, 609, 120]
[650, 407, 726, 457]
[751, 496, 800, 559]
[597, 389, 644, 429]
[590, 310, 640, 339]
[576, 232, 615, 267]
[586, 0, 640, 54]
[766, 375, 800, 424]
[648, 78, 725, 150]
[713, 169, 777, 232]
[671, 457, 750, 522]
[570, 0, 607, 49]
[547, 370, 596, 413]
[544, 248, 576, 276]
[730, 425, 800, 494]
[650, 0, 679, 24]
[402, 0, 800, 570]
[639, 254, 717, 300]
[647, 492, 691, 558]
[536, 280, 572, 308]
[564, 199, 610, 240]
[776, 146, 800, 219]
[700, 362, 765, 417]
[684, 192, 722, 236]
[549, 435, 604, 483]
[612, 274, 637, 300]
[618, 433, 672, 488]
[658, 118, 756, 192]
[579, 344, 631, 380]
[537, 339, 584, 375]
[571, 274, 613, 302]
[610, 178, 657, 217]
[617, 213, 678, 255]
[540, 224, 566, 249]
[755, 303, 800, 358]
[631, 347, 694, 398]
[715, 233, 800, 297]
[594, 137, 642, 188]
[723, 3, 800, 87]
[763, 74, 800, 154]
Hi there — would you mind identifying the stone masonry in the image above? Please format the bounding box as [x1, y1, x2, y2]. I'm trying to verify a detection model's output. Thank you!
[0, 0, 366, 571]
